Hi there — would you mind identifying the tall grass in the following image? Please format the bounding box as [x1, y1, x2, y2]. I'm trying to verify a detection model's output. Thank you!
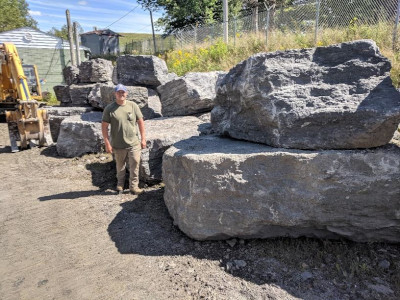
[161, 22, 399, 87]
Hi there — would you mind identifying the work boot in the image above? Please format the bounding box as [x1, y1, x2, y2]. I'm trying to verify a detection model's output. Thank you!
[130, 187, 143, 195]
[116, 186, 124, 194]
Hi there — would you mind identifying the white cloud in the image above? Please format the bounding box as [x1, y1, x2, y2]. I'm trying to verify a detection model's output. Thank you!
[78, 1, 88, 5]
[29, 10, 42, 16]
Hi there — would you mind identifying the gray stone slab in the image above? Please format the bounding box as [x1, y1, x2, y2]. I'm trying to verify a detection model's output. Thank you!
[53, 85, 71, 105]
[63, 66, 80, 85]
[140, 116, 206, 184]
[56, 112, 103, 157]
[68, 83, 95, 107]
[79, 58, 113, 83]
[46, 106, 95, 142]
[158, 71, 224, 117]
[163, 135, 400, 242]
[212, 40, 400, 149]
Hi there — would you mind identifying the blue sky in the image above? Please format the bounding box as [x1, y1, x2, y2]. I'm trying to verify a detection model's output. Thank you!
[26, 0, 164, 34]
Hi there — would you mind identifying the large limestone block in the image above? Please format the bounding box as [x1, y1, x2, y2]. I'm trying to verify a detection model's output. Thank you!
[212, 40, 400, 149]
[140, 116, 206, 184]
[158, 72, 223, 117]
[53, 85, 71, 105]
[56, 112, 103, 157]
[63, 66, 79, 85]
[79, 58, 113, 83]
[116, 55, 177, 88]
[87, 82, 115, 109]
[46, 106, 94, 142]
[163, 135, 400, 242]
[68, 84, 95, 107]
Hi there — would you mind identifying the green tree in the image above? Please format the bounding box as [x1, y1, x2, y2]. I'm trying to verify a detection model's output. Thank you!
[47, 23, 84, 40]
[0, 0, 38, 32]
[137, 0, 244, 33]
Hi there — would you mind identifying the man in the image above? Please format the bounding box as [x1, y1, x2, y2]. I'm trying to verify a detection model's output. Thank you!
[102, 84, 146, 195]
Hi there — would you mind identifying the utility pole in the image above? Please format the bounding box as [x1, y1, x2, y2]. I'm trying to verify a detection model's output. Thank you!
[223, 0, 228, 43]
[73, 22, 81, 65]
[66, 9, 76, 66]
[150, 10, 157, 54]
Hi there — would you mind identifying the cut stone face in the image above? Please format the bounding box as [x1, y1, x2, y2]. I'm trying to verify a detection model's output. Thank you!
[163, 135, 400, 242]
[56, 112, 103, 157]
[158, 71, 225, 117]
[116, 55, 177, 88]
[68, 84, 95, 107]
[53, 85, 71, 105]
[140, 116, 207, 184]
[212, 40, 400, 149]
[79, 58, 114, 83]
[46, 106, 94, 142]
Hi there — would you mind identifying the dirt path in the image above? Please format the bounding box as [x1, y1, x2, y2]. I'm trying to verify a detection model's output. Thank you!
[0, 123, 399, 300]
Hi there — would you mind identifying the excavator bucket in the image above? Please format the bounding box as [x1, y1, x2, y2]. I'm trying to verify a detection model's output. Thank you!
[6, 101, 53, 152]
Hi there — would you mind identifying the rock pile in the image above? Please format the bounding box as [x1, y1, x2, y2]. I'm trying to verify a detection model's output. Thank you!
[163, 40, 400, 242]
[52, 55, 221, 183]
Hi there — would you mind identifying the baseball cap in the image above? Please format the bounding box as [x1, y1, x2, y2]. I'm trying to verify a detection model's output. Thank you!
[115, 84, 127, 92]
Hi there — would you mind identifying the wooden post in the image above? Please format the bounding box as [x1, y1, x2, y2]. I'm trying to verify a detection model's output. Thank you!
[66, 9, 76, 66]
[73, 22, 81, 65]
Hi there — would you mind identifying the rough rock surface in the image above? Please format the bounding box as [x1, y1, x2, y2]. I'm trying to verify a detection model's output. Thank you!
[63, 66, 80, 85]
[46, 106, 94, 142]
[212, 40, 400, 149]
[140, 116, 206, 184]
[158, 72, 223, 117]
[56, 112, 103, 157]
[116, 55, 177, 88]
[67, 84, 95, 107]
[53, 85, 71, 105]
[87, 82, 115, 109]
[163, 135, 400, 242]
[141, 88, 162, 119]
[79, 58, 114, 83]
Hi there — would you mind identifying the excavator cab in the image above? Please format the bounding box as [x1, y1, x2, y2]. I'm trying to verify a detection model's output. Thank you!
[0, 43, 52, 152]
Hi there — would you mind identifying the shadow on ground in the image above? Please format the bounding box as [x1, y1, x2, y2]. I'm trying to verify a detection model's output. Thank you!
[107, 187, 400, 300]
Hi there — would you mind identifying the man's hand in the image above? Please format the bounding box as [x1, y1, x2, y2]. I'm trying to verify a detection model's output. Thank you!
[105, 142, 113, 153]
[141, 139, 146, 149]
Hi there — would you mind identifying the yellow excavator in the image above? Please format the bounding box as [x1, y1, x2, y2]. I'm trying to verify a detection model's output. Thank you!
[0, 43, 52, 152]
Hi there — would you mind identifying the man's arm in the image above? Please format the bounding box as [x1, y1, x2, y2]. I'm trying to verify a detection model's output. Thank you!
[137, 118, 146, 149]
[101, 121, 112, 153]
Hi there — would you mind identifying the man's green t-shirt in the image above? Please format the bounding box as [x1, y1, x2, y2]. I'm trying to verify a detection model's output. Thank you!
[102, 101, 143, 149]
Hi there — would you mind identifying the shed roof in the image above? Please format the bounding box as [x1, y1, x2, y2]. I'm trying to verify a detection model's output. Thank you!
[0, 27, 90, 50]
[81, 29, 121, 36]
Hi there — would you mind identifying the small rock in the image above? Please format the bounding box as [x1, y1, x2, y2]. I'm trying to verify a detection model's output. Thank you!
[234, 260, 247, 268]
[367, 284, 394, 295]
[301, 262, 309, 269]
[300, 271, 313, 281]
[378, 260, 390, 269]
[100, 156, 106, 161]
[226, 239, 237, 248]
[226, 262, 233, 271]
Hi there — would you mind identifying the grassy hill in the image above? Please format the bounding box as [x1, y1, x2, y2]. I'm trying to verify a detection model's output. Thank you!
[119, 33, 161, 46]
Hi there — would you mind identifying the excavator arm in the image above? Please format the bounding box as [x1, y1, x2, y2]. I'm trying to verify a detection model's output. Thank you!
[0, 43, 52, 152]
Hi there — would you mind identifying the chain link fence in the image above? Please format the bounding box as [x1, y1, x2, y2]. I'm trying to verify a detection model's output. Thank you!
[123, 0, 400, 54]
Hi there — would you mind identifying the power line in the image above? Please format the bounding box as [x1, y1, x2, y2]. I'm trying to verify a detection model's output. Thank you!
[105, 5, 140, 29]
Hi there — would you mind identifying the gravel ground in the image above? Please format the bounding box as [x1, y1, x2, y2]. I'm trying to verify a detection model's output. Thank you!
[0, 123, 399, 300]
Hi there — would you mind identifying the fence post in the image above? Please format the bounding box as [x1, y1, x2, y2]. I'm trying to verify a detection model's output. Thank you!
[234, 17, 237, 47]
[393, 0, 400, 51]
[314, 0, 321, 45]
[265, 7, 271, 47]
[194, 24, 197, 51]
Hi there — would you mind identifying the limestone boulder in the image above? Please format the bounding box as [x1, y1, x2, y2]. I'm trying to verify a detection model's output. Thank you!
[141, 88, 162, 119]
[63, 66, 79, 85]
[212, 40, 400, 149]
[163, 135, 400, 242]
[158, 71, 224, 117]
[79, 58, 114, 83]
[87, 82, 115, 109]
[56, 112, 103, 157]
[140, 116, 206, 184]
[68, 84, 95, 107]
[53, 85, 70, 105]
[116, 55, 177, 88]
[46, 106, 94, 142]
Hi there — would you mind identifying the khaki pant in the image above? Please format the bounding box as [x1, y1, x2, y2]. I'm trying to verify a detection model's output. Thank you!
[113, 147, 141, 189]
